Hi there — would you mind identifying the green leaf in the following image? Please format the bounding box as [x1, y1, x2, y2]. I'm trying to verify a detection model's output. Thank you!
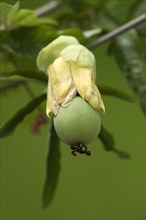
[129, 0, 146, 18]
[98, 125, 130, 159]
[0, 79, 26, 93]
[6, 2, 20, 26]
[0, 2, 20, 29]
[34, 17, 57, 26]
[0, 2, 57, 29]
[104, 0, 138, 23]
[12, 9, 37, 26]
[113, 29, 146, 115]
[0, 79, 26, 100]
[59, 28, 86, 43]
[11, 8, 57, 27]
[96, 6, 118, 31]
[0, 70, 48, 83]
[0, 2, 12, 23]
[129, 1, 146, 40]
[0, 2, 14, 24]
[0, 93, 46, 139]
[98, 84, 138, 102]
[43, 122, 61, 208]
[0, 26, 58, 57]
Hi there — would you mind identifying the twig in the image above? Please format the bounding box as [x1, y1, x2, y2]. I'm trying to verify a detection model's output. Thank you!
[35, 1, 61, 17]
[88, 14, 146, 49]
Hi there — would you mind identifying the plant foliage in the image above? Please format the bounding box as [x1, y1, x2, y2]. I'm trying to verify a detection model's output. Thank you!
[0, 0, 145, 208]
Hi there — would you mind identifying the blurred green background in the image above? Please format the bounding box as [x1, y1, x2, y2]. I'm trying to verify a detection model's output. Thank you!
[0, 0, 145, 220]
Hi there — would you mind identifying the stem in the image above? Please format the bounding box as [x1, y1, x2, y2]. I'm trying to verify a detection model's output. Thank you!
[35, 1, 61, 17]
[88, 14, 146, 49]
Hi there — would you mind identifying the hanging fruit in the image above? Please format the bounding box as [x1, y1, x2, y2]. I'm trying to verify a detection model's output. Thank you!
[37, 35, 105, 156]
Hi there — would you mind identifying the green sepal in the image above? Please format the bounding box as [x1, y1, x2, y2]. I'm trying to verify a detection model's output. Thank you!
[36, 35, 79, 73]
[61, 44, 96, 68]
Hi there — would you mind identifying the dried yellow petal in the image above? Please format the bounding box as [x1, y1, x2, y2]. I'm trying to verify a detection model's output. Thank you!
[46, 76, 59, 116]
[36, 35, 105, 116]
[69, 62, 105, 112]
[47, 57, 77, 115]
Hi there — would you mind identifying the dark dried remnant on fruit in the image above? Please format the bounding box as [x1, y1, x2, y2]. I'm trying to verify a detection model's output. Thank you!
[71, 144, 91, 156]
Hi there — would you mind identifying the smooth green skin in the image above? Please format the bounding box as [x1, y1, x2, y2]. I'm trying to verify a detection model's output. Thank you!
[53, 96, 101, 145]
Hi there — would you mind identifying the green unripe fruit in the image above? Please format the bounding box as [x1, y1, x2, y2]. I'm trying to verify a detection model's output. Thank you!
[53, 96, 101, 146]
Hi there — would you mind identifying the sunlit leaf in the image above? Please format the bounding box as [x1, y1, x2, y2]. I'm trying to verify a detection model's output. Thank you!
[6, 2, 20, 26]
[113, 29, 146, 115]
[12, 9, 38, 26]
[99, 84, 138, 102]
[0, 2, 19, 28]
[20, 10, 56, 26]
[0, 2, 12, 24]
[43, 122, 61, 208]
[11, 9, 57, 27]
[33, 17, 57, 26]
[98, 125, 130, 159]
[0, 93, 46, 138]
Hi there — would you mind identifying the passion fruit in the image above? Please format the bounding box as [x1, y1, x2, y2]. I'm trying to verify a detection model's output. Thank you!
[53, 96, 101, 146]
